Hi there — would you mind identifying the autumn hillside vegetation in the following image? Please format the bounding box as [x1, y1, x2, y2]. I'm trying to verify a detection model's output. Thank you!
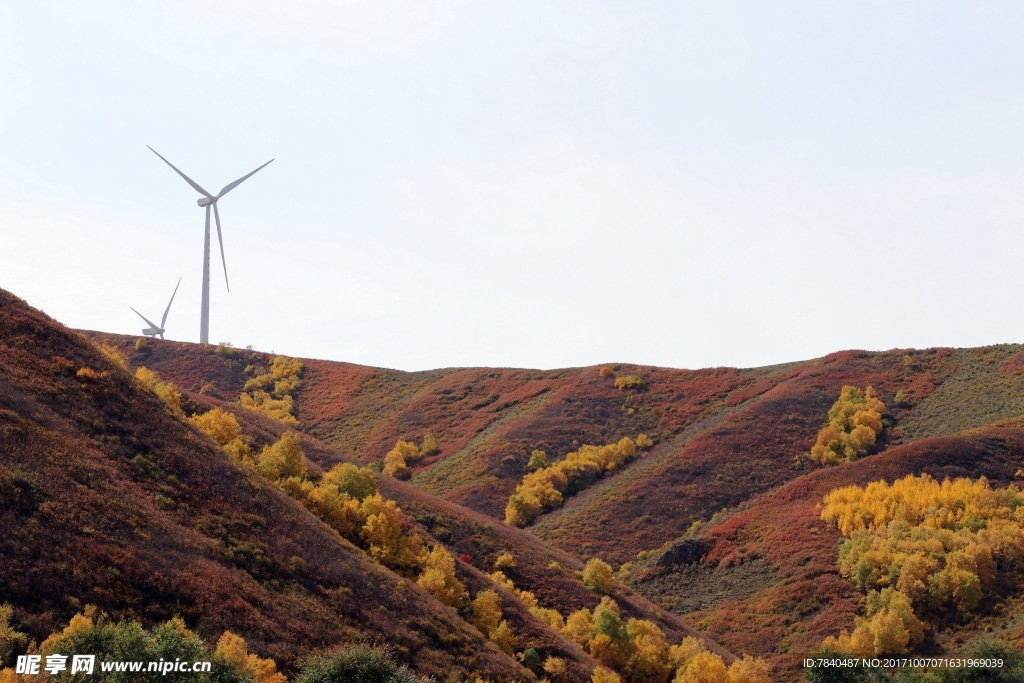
[479, 555, 770, 683]
[506, 436, 651, 527]
[0, 288, 542, 682]
[820, 474, 1024, 656]
[384, 439, 425, 479]
[75, 329, 1024, 680]
[240, 355, 304, 426]
[809, 386, 886, 466]
[0, 605, 444, 683]
[188, 411, 465, 601]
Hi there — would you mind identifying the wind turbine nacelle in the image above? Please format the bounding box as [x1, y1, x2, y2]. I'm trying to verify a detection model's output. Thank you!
[197, 197, 215, 207]
[142, 327, 164, 337]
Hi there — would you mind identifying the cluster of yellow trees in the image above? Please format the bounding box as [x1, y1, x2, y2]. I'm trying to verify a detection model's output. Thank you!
[809, 386, 886, 465]
[0, 606, 284, 683]
[505, 436, 652, 527]
[188, 409, 466, 606]
[487, 561, 769, 683]
[187, 408, 309, 482]
[467, 589, 515, 655]
[384, 440, 421, 478]
[820, 474, 1024, 655]
[189, 408, 251, 461]
[240, 356, 304, 426]
[382, 435, 440, 479]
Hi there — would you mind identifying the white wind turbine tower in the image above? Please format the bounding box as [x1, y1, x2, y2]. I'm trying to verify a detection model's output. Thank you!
[147, 146, 273, 344]
[131, 277, 181, 340]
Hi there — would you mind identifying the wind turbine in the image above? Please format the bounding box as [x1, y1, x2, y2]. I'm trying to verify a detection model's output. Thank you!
[147, 146, 273, 344]
[131, 277, 181, 340]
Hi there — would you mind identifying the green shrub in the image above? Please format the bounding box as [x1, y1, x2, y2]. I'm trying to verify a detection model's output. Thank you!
[295, 644, 431, 683]
[527, 450, 548, 471]
[40, 613, 248, 683]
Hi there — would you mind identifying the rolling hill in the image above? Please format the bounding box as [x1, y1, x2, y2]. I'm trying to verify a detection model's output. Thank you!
[63, 313, 1024, 680]
[0, 290, 559, 681]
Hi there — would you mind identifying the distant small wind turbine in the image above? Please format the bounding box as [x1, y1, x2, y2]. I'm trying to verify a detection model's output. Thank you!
[131, 278, 181, 340]
[147, 146, 273, 344]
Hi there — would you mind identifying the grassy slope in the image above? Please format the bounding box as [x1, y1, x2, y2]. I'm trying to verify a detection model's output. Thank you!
[2, 292, 539, 682]
[85, 335, 807, 522]
[529, 349, 958, 565]
[894, 345, 1024, 441]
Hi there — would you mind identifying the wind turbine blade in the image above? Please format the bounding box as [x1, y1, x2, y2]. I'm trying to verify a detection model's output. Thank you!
[161, 277, 182, 328]
[217, 158, 274, 198]
[213, 204, 229, 292]
[147, 146, 214, 198]
[131, 307, 160, 330]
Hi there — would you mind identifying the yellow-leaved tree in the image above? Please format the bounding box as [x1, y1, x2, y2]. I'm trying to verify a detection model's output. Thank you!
[383, 439, 422, 479]
[321, 462, 378, 500]
[189, 408, 251, 460]
[809, 386, 885, 465]
[214, 631, 287, 683]
[583, 558, 616, 594]
[256, 431, 308, 481]
[592, 666, 622, 683]
[674, 651, 727, 683]
[417, 545, 467, 607]
[0, 604, 26, 671]
[359, 494, 427, 574]
[471, 590, 503, 635]
[489, 620, 515, 655]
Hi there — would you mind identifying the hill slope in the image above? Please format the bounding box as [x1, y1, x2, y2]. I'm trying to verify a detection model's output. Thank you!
[623, 423, 1024, 680]
[0, 291, 541, 681]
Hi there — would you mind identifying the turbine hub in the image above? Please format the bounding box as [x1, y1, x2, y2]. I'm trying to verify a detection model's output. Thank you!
[197, 197, 215, 207]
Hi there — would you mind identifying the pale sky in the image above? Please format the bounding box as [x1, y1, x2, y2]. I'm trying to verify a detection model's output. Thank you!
[2, 2, 1022, 371]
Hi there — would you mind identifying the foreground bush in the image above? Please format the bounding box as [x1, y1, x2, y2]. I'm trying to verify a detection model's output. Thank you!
[294, 644, 431, 683]
[0, 608, 274, 683]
